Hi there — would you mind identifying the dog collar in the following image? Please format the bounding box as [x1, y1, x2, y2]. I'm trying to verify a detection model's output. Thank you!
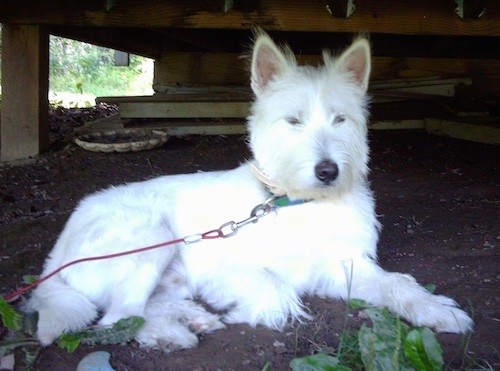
[250, 163, 286, 196]
[273, 195, 306, 207]
[250, 163, 307, 207]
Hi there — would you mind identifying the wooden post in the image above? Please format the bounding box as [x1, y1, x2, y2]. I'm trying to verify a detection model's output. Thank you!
[1, 25, 49, 161]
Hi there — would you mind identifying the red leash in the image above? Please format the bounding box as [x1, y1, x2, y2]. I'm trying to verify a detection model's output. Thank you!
[3, 238, 182, 302]
[2, 196, 279, 302]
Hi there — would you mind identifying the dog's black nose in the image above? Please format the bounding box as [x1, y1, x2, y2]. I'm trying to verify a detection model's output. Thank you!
[315, 160, 338, 183]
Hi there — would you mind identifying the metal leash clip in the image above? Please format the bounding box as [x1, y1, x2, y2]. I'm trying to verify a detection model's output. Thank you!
[219, 196, 279, 238]
[183, 196, 279, 243]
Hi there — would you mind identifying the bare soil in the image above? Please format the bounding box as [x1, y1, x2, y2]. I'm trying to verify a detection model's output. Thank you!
[0, 108, 498, 370]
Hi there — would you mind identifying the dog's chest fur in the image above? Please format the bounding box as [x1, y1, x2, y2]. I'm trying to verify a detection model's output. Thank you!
[166, 163, 379, 296]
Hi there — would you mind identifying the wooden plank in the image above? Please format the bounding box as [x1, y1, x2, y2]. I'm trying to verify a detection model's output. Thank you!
[153, 52, 499, 99]
[119, 102, 251, 118]
[370, 77, 471, 90]
[97, 90, 252, 104]
[425, 118, 500, 144]
[128, 119, 425, 136]
[368, 120, 426, 130]
[1, 25, 49, 161]
[138, 121, 248, 136]
[153, 52, 246, 90]
[106, 98, 439, 120]
[1, 0, 499, 36]
[374, 57, 500, 99]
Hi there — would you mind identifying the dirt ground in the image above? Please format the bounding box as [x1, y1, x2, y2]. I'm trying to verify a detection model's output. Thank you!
[0, 110, 498, 370]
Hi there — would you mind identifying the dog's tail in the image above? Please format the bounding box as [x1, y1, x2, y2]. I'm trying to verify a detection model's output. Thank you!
[24, 274, 98, 345]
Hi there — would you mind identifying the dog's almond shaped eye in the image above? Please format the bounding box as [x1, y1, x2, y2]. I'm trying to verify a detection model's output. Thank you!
[333, 114, 346, 124]
[286, 117, 301, 125]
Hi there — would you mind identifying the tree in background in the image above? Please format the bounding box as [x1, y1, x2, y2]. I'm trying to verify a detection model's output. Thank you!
[0, 29, 153, 98]
[49, 36, 153, 97]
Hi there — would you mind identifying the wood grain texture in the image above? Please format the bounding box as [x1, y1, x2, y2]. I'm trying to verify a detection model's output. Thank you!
[153, 51, 500, 98]
[1, 0, 499, 36]
[1, 25, 49, 161]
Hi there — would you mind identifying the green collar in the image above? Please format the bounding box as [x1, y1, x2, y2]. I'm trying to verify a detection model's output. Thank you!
[272, 195, 307, 208]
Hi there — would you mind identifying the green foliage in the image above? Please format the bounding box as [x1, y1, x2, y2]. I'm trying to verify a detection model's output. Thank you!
[424, 284, 437, 293]
[58, 316, 145, 353]
[347, 299, 369, 310]
[0, 337, 39, 358]
[358, 308, 414, 371]
[290, 353, 351, 371]
[0, 298, 144, 363]
[0, 300, 39, 359]
[290, 307, 445, 371]
[337, 329, 363, 369]
[49, 36, 153, 97]
[0, 297, 21, 331]
[22, 275, 38, 284]
[404, 328, 444, 371]
[0, 31, 152, 96]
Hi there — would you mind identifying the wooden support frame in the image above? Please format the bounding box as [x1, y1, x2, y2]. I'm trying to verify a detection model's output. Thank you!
[1, 25, 49, 161]
[1, 0, 499, 36]
[0, 1, 498, 159]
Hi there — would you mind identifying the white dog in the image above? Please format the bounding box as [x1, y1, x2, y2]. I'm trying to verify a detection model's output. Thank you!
[26, 30, 473, 351]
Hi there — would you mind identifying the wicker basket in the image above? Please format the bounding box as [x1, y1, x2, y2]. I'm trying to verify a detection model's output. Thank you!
[75, 128, 169, 153]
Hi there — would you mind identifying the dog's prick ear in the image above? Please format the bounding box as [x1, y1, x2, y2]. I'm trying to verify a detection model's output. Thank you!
[251, 32, 290, 95]
[337, 38, 371, 92]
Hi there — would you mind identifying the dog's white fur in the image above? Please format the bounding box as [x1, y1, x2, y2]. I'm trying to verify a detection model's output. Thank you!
[25, 31, 473, 350]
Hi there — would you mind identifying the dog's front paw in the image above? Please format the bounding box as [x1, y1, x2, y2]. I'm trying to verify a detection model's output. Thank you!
[409, 294, 473, 333]
[430, 297, 473, 333]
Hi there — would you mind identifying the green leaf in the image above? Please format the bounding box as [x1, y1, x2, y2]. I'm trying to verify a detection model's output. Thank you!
[22, 275, 38, 284]
[58, 333, 82, 353]
[358, 308, 414, 371]
[0, 297, 21, 331]
[0, 337, 40, 357]
[358, 324, 377, 371]
[57, 316, 145, 353]
[290, 353, 351, 371]
[404, 328, 444, 371]
[23, 346, 42, 368]
[337, 330, 363, 369]
[423, 284, 436, 293]
[347, 299, 369, 310]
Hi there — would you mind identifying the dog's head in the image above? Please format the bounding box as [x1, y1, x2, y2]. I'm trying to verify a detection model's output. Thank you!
[248, 30, 371, 200]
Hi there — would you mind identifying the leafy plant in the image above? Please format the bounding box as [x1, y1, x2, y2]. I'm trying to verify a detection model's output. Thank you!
[404, 328, 443, 371]
[58, 316, 145, 353]
[290, 353, 351, 371]
[357, 308, 414, 370]
[290, 304, 445, 371]
[0, 297, 21, 331]
[1, 296, 145, 364]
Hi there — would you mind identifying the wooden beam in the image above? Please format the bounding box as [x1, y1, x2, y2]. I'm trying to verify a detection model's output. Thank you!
[1, 25, 49, 161]
[1, 0, 499, 36]
[425, 118, 500, 144]
[153, 51, 500, 99]
[119, 102, 251, 119]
